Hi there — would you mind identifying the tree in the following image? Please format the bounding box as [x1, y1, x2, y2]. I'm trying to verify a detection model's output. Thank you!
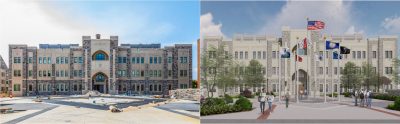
[361, 62, 379, 91]
[392, 58, 400, 87]
[341, 62, 362, 92]
[244, 60, 266, 92]
[192, 80, 198, 89]
[201, 44, 236, 97]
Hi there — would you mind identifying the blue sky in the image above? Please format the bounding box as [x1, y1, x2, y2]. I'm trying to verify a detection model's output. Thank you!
[201, 1, 400, 54]
[0, 1, 199, 79]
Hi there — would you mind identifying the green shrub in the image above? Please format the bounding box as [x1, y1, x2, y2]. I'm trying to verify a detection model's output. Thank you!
[202, 98, 225, 106]
[342, 92, 351, 97]
[327, 93, 338, 97]
[386, 97, 400, 111]
[235, 96, 252, 111]
[373, 93, 398, 101]
[224, 94, 233, 104]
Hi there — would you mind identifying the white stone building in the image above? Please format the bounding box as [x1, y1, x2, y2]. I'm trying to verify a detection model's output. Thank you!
[203, 27, 398, 97]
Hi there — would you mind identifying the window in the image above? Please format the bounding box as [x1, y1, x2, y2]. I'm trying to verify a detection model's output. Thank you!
[94, 53, 106, 60]
[60, 70, 64, 77]
[13, 70, 21, 77]
[28, 70, 32, 77]
[154, 57, 158, 63]
[352, 51, 356, 59]
[136, 57, 140, 64]
[39, 57, 42, 64]
[28, 84, 32, 91]
[95, 73, 105, 82]
[123, 57, 127, 63]
[245, 51, 248, 59]
[43, 70, 46, 77]
[56, 70, 59, 77]
[79, 70, 83, 77]
[362, 51, 366, 59]
[43, 57, 47, 64]
[253, 51, 256, 59]
[61, 57, 64, 64]
[320, 84, 323, 92]
[28, 57, 32, 63]
[141, 57, 144, 63]
[48, 57, 51, 64]
[79, 57, 83, 63]
[357, 51, 361, 59]
[14, 57, 21, 63]
[65, 70, 69, 77]
[56, 57, 59, 64]
[65, 57, 69, 64]
[272, 51, 276, 59]
[141, 70, 144, 77]
[334, 67, 337, 75]
[263, 51, 266, 59]
[168, 57, 172, 63]
[150, 57, 153, 64]
[386, 51, 393, 58]
[240, 51, 243, 59]
[235, 51, 238, 59]
[386, 67, 393, 74]
[74, 57, 78, 63]
[326, 67, 328, 74]
[319, 67, 323, 75]
[168, 70, 172, 77]
[13, 84, 20, 91]
[372, 51, 377, 58]
[132, 57, 136, 64]
[258, 51, 261, 59]
[158, 57, 162, 63]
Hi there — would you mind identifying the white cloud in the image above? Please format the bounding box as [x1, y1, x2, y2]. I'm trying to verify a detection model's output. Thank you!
[345, 25, 364, 35]
[200, 13, 225, 39]
[0, 1, 99, 66]
[259, 1, 363, 36]
[381, 15, 400, 34]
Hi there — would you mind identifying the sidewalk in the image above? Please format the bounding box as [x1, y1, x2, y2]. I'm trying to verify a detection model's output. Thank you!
[201, 96, 400, 123]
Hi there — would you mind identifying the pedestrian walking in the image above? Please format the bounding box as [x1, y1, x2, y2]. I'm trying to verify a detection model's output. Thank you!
[359, 89, 365, 107]
[367, 90, 372, 108]
[285, 92, 290, 108]
[258, 88, 267, 113]
[267, 93, 274, 113]
[354, 90, 358, 106]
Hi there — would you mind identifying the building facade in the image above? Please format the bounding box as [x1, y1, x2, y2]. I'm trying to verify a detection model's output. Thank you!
[9, 34, 192, 96]
[203, 27, 398, 97]
[0, 55, 10, 94]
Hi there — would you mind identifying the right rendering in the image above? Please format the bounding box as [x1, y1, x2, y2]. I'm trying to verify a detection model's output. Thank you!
[200, 1, 400, 123]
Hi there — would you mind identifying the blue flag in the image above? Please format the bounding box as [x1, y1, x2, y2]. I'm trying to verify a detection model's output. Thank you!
[326, 41, 339, 49]
[333, 51, 342, 59]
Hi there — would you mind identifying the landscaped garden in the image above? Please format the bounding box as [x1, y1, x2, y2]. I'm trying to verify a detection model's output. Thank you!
[200, 94, 253, 116]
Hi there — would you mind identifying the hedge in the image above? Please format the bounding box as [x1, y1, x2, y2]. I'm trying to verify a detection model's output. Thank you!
[201, 96, 253, 116]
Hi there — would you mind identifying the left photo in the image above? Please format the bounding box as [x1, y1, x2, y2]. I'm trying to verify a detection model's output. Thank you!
[0, 1, 200, 124]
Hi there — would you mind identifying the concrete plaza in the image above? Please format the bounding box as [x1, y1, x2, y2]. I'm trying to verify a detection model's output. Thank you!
[0, 96, 200, 124]
[201, 96, 400, 124]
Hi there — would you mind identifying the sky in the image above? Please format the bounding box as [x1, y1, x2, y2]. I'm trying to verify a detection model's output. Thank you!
[0, 0, 200, 79]
[201, 1, 400, 56]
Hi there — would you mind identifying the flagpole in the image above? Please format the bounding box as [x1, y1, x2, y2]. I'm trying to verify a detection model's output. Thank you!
[324, 37, 327, 103]
[338, 41, 341, 102]
[296, 37, 300, 103]
[279, 42, 281, 103]
[306, 18, 310, 99]
[331, 47, 334, 101]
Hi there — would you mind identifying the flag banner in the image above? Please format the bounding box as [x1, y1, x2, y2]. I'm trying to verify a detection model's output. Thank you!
[280, 47, 291, 58]
[299, 38, 308, 49]
[295, 55, 303, 62]
[340, 46, 350, 54]
[307, 21, 325, 30]
[315, 55, 323, 61]
[333, 51, 342, 59]
[326, 41, 339, 49]
[298, 48, 305, 55]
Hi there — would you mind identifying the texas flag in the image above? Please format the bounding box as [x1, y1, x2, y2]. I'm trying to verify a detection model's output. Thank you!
[295, 55, 303, 62]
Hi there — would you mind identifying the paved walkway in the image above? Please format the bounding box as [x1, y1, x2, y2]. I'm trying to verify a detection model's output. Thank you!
[0, 96, 199, 124]
[201, 96, 400, 124]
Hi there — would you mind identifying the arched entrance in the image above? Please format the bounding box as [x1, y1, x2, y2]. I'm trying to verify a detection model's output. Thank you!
[92, 72, 108, 93]
[291, 69, 309, 95]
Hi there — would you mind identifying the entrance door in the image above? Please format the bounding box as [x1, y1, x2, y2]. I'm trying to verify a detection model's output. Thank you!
[94, 85, 104, 93]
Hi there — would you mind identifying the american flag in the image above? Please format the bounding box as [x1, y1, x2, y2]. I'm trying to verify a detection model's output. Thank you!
[307, 21, 325, 30]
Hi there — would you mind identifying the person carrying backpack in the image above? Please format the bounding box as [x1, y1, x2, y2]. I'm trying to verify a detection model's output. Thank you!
[359, 89, 365, 107]
[258, 88, 266, 113]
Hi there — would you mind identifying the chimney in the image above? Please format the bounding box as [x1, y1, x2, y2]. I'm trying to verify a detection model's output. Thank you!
[96, 34, 101, 39]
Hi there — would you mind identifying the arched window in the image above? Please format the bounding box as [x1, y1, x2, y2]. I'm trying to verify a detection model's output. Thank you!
[95, 74, 105, 82]
[92, 50, 109, 60]
[95, 53, 106, 60]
